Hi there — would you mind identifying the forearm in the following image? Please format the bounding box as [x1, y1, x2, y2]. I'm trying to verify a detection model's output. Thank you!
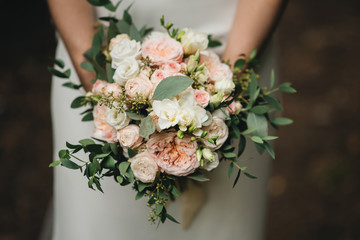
[48, 0, 95, 91]
[223, 0, 286, 64]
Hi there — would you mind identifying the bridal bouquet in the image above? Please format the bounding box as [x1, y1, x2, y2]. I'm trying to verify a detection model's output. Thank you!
[49, 1, 295, 225]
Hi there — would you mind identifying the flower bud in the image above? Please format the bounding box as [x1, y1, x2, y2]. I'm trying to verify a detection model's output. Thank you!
[235, 101, 242, 114]
[186, 55, 199, 74]
[190, 136, 197, 141]
[196, 63, 206, 72]
[201, 131, 208, 138]
[177, 130, 185, 139]
[196, 149, 202, 162]
[202, 148, 215, 162]
[188, 126, 197, 133]
[209, 93, 224, 107]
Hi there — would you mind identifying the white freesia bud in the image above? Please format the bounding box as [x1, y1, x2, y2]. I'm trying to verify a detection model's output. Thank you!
[186, 54, 199, 73]
[110, 39, 141, 69]
[113, 58, 140, 86]
[202, 148, 215, 162]
[209, 92, 224, 107]
[196, 149, 202, 161]
[181, 28, 209, 55]
[105, 104, 130, 130]
[202, 152, 219, 171]
[214, 77, 235, 95]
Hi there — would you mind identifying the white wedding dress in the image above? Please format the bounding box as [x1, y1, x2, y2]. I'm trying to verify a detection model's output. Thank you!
[51, 0, 275, 239]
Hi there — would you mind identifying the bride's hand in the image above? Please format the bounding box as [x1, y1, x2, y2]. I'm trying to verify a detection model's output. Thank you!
[47, 0, 95, 92]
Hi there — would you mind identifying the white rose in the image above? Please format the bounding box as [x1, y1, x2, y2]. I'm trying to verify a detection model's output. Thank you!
[202, 152, 219, 171]
[105, 105, 130, 130]
[109, 34, 131, 51]
[201, 117, 229, 150]
[129, 151, 158, 183]
[181, 28, 209, 55]
[117, 124, 143, 149]
[214, 77, 235, 95]
[110, 39, 141, 69]
[152, 99, 181, 130]
[113, 58, 140, 86]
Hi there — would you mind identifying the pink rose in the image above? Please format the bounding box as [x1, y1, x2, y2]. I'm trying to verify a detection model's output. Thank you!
[142, 35, 183, 65]
[160, 61, 181, 74]
[150, 69, 170, 85]
[146, 131, 200, 176]
[93, 104, 117, 142]
[117, 124, 143, 149]
[129, 151, 158, 183]
[92, 80, 108, 95]
[125, 76, 153, 99]
[200, 50, 233, 82]
[200, 117, 229, 150]
[104, 83, 123, 98]
[194, 89, 210, 108]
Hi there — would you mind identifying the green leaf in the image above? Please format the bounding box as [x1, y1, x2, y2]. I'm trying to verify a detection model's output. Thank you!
[228, 163, 234, 179]
[70, 96, 85, 109]
[91, 28, 105, 59]
[94, 152, 111, 159]
[102, 155, 115, 169]
[238, 134, 246, 157]
[232, 169, 241, 188]
[262, 136, 278, 141]
[187, 172, 210, 182]
[117, 19, 130, 34]
[104, 0, 122, 12]
[62, 82, 82, 90]
[271, 117, 293, 126]
[93, 177, 104, 192]
[58, 149, 69, 159]
[79, 138, 95, 146]
[49, 160, 61, 168]
[66, 142, 81, 149]
[241, 127, 257, 135]
[128, 148, 137, 158]
[109, 143, 118, 155]
[116, 175, 124, 184]
[129, 25, 142, 42]
[263, 95, 283, 111]
[254, 142, 265, 154]
[60, 158, 80, 169]
[246, 112, 268, 138]
[251, 105, 269, 115]
[123, 9, 132, 25]
[171, 186, 180, 197]
[54, 58, 65, 68]
[166, 213, 180, 224]
[152, 76, 193, 100]
[48, 67, 70, 79]
[222, 145, 234, 152]
[279, 82, 297, 93]
[106, 63, 115, 83]
[126, 111, 143, 120]
[87, 0, 110, 6]
[244, 172, 257, 179]
[81, 112, 94, 121]
[139, 115, 155, 139]
[270, 69, 275, 89]
[234, 58, 246, 70]
[81, 61, 95, 71]
[135, 191, 145, 200]
[208, 39, 222, 48]
[248, 71, 258, 101]
[138, 182, 148, 192]
[156, 204, 164, 215]
[119, 161, 130, 175]
[249, 48, 257, 60]
[251, 136, 264, 144]
[263, 141, 275, 159]
[223, 152, 237, 159]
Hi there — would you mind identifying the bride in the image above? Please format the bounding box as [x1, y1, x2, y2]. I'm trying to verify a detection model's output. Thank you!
[48, 0, 285, 239]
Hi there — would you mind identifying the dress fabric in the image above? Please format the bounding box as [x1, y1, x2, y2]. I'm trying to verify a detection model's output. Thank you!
[51, 0, 275, 239]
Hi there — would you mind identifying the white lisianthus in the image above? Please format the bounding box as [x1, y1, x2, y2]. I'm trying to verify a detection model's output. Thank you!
[105, 104, 130, 130]
[209, 92, 224, 107]
[181, 28, 209, 55]
[202, 152, 219, 171]
[110, 39, 141, 69]
[113, 58, 140, 86]
[202, 148, 215, 162]
[214, 77, 235, 95]
[152, 99, 181, 130]
[129, 151, 158, 183]
[191, 105, 208, 128]
[194, 66, 209, 84]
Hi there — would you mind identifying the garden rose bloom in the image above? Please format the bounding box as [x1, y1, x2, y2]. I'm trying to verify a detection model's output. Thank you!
[117, 124, 143, 149]
[125, 76, 153, 99]
[150, 69, 170, 85]
[142, 34, 183, 65]
[113, 57, 140, 86]
[103, 83, 122, 98]
[200, 50, 233, 82]
[146, 131, 199, 176]
[129, 151, 158, 183]
[194, 89, 210, 108]
[109, 34, 131, 51]
[92, 80, 108, 95]
[201, 117, 229, 150]
[93, 104, 117, 142]
[110, 39, 141, 68]
[180, 28, 209, 54]
[161, 61, 181, 74]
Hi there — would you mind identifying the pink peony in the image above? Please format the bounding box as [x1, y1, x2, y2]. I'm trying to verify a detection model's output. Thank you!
[93, 104, 117, 142]
[146, 131, 199, 176]
[142, 35, 183, 65]
[194, 89, 210, 108]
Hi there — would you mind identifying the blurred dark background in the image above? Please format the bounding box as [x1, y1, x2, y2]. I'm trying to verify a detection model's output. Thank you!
[0, 0, 359, 239]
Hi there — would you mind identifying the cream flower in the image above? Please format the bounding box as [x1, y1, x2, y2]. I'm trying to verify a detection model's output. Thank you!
[110, 39, 141, 69]
[113, 57, 140, 86]
[92, 80, 108, 96]
[214, 76, 235, 95]
[117, 124, 143, 149]
[202, 152, 220, 171]
[109, 34, 131, 51]
[146, 131, 199, 176]
[201, 117, 229, 150]
[105, 104, 130, 130]
[152, 99, 181, 130]
[194, 89, 210, 108]
[125, 76, 153, 99]
[180, 28, 209, 55]
[103, 83, 122, 98]
[129, 151, 158, 183]
[93, 104, 117, 142]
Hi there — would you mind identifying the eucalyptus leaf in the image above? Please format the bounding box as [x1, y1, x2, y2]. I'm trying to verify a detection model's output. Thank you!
[246, 112, 268, 138]
[87, 0, 110, 6]
[102, 155, 115, 169]
[270, 69, 275, 89]
[49, 160, 61, 168]
[79, 139, 95, 146]
[117, 19, 130, 34]
[223, 152, 237, 159]
[232, 169, 241, 188]
[62, 82, 82, 90]
[263, 141, 275, 159]
[70, 96, 85, 109]
[238, 134, 246, 157]
[271, 117, 293, 126]
[126, 111, 143, 120]
[171, 186, 180, 197]
[81, 61, 95, 71]
[152, 76, 193, 100]
[263, 95, 283, 111]
[94, 152, 111, 159]
[228, 163, 234, 179]
[106, 63, 115, 83]
[234, 58, 245, 70]
[166, 213, 180, 224]
[249, 48, 257, 60]
[187, 172, 210, 182]
[251, 105, 269, 115]
[251, 136, 264, 144]
[54, 58, 65, 68]
[81, 112, 94, 121]
[119, 161, 130, 175]
[128, 148, 137, 158]
[129, 25, 142, 42]
[48, 67, 70, 79]
[60, 158, 80, 169]
[262, 136, 278, 141]
[135, 191, 145, 200]
[139, 115, 155, 139]
[244, 172, 257, 179]
[248, 71, 258, 101]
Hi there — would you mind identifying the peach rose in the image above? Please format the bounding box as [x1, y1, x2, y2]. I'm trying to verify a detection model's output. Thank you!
[150, 69, 170, 85]
[142, 35, 183, 65]
[93, 104, 117, 142]
[109, 34, 131, 51]
[92, 80, 108, 96]
[117, 124, 143, 149]
[161, 61, 181, 74]
[200, 50, 233, 82]
[125, 76, 153, 99]
[129, 151, 158, 183]
[146, 131, 199, 176]
[200, 117, 229, 150]
[194, 89, 210, 108]
[104, 83, 122, 98]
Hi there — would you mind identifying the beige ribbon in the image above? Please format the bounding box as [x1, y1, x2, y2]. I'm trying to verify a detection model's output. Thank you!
[181, 180, 206, 229]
